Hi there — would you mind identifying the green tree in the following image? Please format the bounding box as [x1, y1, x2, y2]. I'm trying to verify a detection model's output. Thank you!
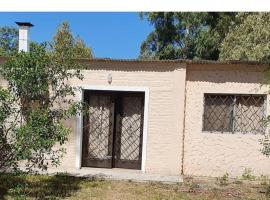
[53, 21, 93, 59]
[0, 26, 18, 56]
[74, 36, 93, 59]
[0, 42, 84, 172]
[217, 13, 270, 158]
[140, 12, 237, 60]
[219, 13, 270, 61]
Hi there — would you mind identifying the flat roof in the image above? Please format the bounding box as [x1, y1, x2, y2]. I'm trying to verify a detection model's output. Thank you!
[0, 56, 269, 66]
[77, 58, 270, 66]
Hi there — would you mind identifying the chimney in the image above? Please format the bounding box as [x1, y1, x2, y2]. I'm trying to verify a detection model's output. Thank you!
[15, 22, 34, 52]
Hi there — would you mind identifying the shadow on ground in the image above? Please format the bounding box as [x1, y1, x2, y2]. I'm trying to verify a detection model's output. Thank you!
[0, 172, 88, 199]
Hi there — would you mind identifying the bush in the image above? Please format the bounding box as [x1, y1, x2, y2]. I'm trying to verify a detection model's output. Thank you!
[0, 43, 84, 172]
[241, 168, 256, 181]
[217, 172, 229, 186]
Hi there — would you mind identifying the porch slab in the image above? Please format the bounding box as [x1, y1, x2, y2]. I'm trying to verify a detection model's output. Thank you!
[45, 167, 183, 184]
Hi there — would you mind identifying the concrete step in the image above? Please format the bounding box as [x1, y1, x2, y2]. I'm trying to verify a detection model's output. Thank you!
[45, 167, 183, 184]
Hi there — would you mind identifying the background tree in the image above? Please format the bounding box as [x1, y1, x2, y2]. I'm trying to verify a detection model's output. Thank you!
[219, 13, 270, 61]
[140, 12, 237, 60]
[0, 26, 18, 56]
[74, 37, 93, 59]
[0, 42, 84, 172]
[53, 21, 93, 59]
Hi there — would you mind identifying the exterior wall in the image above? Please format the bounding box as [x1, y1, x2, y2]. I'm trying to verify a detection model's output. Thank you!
[1, 55, 270, 178]
[184, 64, 270, 177]
[59, 61, 186, 176]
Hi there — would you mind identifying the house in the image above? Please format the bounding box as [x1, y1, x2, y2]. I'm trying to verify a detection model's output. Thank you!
[1, 22, 270, 180]
[62, 58, 270, 178]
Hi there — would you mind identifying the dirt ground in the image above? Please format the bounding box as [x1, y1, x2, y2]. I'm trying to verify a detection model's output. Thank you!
[67, 176, 269, 200]
[1, 173, 269, 199]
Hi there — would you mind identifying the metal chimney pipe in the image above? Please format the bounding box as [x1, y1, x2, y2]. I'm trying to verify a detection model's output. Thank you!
[15, 22, 34, 52]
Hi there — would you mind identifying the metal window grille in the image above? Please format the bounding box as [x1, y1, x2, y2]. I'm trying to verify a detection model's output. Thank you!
[203, 94, 266, 134]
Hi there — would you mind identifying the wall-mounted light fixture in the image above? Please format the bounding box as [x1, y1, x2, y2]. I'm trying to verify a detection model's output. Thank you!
[107, 73, 112, 84]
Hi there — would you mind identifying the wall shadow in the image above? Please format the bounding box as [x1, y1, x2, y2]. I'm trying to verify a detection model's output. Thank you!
[187, 70, 265, 84]
[0, 172, 89, 199]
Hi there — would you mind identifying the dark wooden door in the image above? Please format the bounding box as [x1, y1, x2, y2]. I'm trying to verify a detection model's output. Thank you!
[114, 93, 144, 169]
[82, 92, 115, 168]
[82, 91, 144, 170]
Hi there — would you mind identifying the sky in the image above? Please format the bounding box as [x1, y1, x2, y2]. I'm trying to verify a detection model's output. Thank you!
[0, 12, 153, 59]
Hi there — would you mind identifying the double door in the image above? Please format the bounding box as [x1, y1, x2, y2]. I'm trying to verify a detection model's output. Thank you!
[82, 90, 144, 169]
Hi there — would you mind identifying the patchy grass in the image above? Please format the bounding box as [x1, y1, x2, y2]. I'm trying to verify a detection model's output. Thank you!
[216, 172, 229, 186]
[241, 168, 256, 181]
[0, 173, 269, 200]
[0, 172, 85, 200]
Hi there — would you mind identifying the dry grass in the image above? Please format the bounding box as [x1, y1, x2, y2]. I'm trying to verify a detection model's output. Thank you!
[0, 173, 269, 200]
[67, 176, 268, 200]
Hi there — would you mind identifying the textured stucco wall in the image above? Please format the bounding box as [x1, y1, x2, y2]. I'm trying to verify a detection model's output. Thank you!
[184, 64, 270, 178]
[2, 55, 270, 178]
[59, 62, 186, 176]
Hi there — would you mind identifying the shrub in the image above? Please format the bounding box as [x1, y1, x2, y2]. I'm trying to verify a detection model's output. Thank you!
[241, 168, 256, 181]
[216, 172, 229, 186]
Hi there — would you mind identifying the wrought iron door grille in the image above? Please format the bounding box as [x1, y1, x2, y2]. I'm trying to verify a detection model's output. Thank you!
[203, 94, 266, 134]
[115, 96, 143, 162]
[84, 94, 113, 162]
[82, 91, 144, 169]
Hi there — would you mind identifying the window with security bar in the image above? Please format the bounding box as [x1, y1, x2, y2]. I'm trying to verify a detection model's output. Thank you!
[203, 94, 266, 134]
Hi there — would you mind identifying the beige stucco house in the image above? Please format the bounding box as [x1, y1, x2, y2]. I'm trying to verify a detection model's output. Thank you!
[1, 55, 270, 179]
[1, 23, 270, 179]
[54, 59, 269, 178]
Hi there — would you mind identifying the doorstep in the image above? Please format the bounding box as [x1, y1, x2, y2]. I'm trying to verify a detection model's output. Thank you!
[45, 167, 183, 184]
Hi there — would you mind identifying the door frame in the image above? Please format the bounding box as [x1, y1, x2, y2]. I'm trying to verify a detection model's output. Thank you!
[75, 85, 150, 173]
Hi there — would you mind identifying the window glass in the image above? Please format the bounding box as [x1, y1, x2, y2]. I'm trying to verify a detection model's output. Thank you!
[203, 94, 266, 134]
[234, 96, 265, 134]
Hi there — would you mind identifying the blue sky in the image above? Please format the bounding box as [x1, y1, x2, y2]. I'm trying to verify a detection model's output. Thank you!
[0, 12, 153, 59]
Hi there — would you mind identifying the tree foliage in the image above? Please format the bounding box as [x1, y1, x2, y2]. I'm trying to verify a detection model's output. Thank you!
[0, 26, 18, 56]
[53, 21, 93, 59]
[0, 43, 84, 172]
[0, 22, 93, 59]
[219, 13, 270, 61]
[140, 12, 236, 60]
[0, 21, 93, 172]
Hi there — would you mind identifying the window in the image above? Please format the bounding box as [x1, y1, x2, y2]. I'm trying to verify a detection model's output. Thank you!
[203, 94, 266, 134]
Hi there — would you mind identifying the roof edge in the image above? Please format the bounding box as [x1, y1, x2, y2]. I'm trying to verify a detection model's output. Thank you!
[76, 58, 270, 66]
[0, 56, 269, 66]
